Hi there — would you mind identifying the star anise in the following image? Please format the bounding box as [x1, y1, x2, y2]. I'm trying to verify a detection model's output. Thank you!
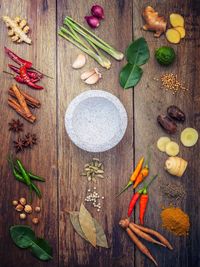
[9, 119, 24, 133]
[13, 137, 25, 153]
[24, 133, 38, 148]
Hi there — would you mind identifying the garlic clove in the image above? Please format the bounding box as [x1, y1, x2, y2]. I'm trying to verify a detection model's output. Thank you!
[84, 73, 100, 85]
[81, 69, 96, 80]
[72, 54, 86, 69]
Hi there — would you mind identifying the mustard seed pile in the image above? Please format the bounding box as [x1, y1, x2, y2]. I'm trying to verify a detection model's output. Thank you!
[160, 73, 188, 94]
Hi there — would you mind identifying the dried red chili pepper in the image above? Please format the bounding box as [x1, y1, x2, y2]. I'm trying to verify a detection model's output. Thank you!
[19, 66, 43, 90]
[8, 64, 43, 80]
[5, 47, 32, 68]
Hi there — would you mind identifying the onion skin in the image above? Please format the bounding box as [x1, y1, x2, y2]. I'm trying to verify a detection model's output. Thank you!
[85, 16, 100, 28]
[91, 5, 105, 19]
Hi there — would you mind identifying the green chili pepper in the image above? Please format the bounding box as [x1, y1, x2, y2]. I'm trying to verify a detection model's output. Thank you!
[12, 163, 45, 182]
[26, 172, 45, 182]
[14, 173, 42, 198]
[16, 159, 31, 186]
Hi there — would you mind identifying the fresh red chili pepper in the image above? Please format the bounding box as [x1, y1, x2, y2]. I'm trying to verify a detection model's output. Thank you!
[8, 64, 43, 80]
[128, 174, 158, 218]
[19, 66, 44, 90]
[139, 174, 158, 225]
[5, 47, 33, 68]
[128, 188, 143, 217]
[139, 188, 149, 225]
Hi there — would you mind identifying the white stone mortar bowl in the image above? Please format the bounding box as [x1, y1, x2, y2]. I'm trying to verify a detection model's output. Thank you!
[65, 90, 128, 152]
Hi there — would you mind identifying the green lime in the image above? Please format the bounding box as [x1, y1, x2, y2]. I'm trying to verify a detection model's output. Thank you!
[155, 46, 176, 66]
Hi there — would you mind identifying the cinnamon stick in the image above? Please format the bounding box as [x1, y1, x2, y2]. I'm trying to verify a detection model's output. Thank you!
[9, 87, 41, 108]
[8, 97, 36, 123]
[11, 84, 32, 118]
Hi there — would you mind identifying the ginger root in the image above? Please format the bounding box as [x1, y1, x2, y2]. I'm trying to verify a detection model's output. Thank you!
[142, 6, 167, 37]
[2, 16, 31, 44]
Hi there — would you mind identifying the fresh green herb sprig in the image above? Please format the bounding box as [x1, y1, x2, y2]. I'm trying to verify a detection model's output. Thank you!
[119, 37, 150, 89]
[58, 16, 124, 69]
[10, 225, 53, 261]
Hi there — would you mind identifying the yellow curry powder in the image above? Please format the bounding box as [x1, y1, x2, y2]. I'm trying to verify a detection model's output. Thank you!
[161, 206, 190, 236]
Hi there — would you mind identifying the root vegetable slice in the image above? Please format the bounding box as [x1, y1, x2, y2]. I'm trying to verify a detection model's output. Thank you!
[166, 28, 181, 44]
[174, 26, 185, 39]
[181, 127, 199, 147]
[157, 137, 171, 152]
[165, 141, 179, 156]
[170, 13, 184, 27]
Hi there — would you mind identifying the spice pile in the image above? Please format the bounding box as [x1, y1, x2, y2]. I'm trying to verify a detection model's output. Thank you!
[160, 182, 186, 202]
[85, 187, 104, 212]
[160, 73, 188, 94]
[12, 197, 40, 224]
[81, 158, 105, 182]
[161, 206, 190, 236]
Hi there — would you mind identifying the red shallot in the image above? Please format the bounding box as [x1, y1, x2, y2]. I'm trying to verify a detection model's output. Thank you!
[85, 16, 100, 29]
[91, 5, 104, 19]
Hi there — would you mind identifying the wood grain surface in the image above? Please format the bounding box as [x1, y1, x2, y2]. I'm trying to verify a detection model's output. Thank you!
[0, 0, 199, 267]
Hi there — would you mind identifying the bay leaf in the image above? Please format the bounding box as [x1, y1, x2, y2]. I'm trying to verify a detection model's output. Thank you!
[93, 218, 109, 248]
[79, 203, 96, 247]
[69, 211, 109, 248]
[69, 211, 87, 240]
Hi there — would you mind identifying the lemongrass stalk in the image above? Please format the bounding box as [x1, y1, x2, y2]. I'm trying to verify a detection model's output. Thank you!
[58, 30, 111, 69]
[64, 17, 124, 60]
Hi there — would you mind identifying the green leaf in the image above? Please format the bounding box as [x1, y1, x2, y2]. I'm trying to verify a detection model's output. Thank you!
[126, 37, 150, 66]
[10, 225, 53, 261]
[30, 238, 53, 261]
[120, 63, 143, 89]
[10, 225, 35, 249]
[79, 203, 96, 247]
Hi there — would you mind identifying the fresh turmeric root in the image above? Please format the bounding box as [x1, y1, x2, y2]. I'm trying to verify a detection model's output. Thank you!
[142, 6, 167, 37]
[2, 16, 31, 44]
[166, 13, 186, 44]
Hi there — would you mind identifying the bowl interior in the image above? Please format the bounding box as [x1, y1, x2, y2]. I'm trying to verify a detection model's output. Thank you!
[72, 96, 120, 146]
[65, 90, 127, 152]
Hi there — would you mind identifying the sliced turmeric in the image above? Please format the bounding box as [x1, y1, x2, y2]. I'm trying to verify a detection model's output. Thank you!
[142, 6, 167, 37]
[174, 26, 186, 39]
[2, 16, 31, 44]
[166, 28, 181, 44]
[170, 13, 184, 27]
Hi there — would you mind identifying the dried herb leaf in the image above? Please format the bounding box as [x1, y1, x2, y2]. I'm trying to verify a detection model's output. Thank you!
[69, 211, 87, 240]
[93, 218, 109, 248]
[79, 203, 96, 247]
[69, 211, 109, 248]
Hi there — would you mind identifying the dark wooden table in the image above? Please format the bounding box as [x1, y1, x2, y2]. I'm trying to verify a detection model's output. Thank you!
[0, 0, 200, 266]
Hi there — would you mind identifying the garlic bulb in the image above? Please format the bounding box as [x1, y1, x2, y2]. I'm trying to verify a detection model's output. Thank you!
[165, 156, 188, 177]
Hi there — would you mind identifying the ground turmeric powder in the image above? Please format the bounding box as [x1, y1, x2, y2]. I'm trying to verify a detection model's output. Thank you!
[161, 206, 190, 236]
